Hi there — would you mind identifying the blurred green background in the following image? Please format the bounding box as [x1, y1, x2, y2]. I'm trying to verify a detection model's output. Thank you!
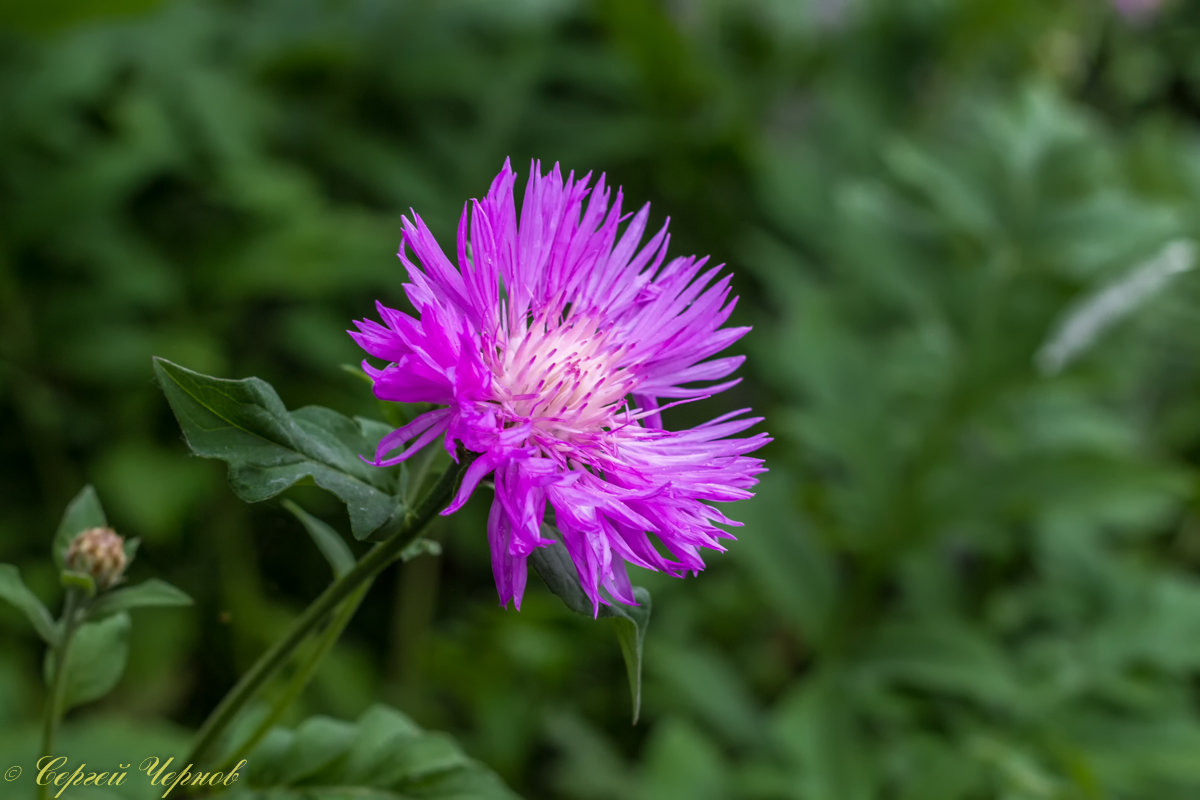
[4, 0, 1200, 798]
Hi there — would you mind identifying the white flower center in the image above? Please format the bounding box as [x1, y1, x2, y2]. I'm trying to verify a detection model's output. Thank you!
[495, 313, 636, 439]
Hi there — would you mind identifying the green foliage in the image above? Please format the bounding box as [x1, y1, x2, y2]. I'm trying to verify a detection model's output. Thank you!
[282, 500, 357, 579]
[531, 537, 652, 723]
[153, 357, 405, 541]
[44, 613, 131, 713]
[4, 1, 1200, 799]
[86, 579, 193, 622]
[228, 705, 518, 800]
[54, 485, 107, 570]
[0, 565, 57, 644]
[33, 484, 195, 779]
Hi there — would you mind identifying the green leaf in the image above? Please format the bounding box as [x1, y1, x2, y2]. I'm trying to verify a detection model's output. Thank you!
[152, 357, 404, 541]
[54, 485, 107, 570]
[282, 500, 356, 578]
[0, 564, 57, 644]
[228, 705, 519, 799]
[44, 613, 131, 712]
[530, 536, 652, 723]
[86, 579, 193, 622]
[611, 590, 651, 725]
[527, 535, 601, 617]
[281, 500, 438, 579]
[123, 537, 141, 567]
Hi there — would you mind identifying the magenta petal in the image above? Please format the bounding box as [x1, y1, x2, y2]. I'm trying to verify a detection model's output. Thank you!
[442, 450, 500, 515]
[373, 409, 451, 467]
[487, 500, 515, 607]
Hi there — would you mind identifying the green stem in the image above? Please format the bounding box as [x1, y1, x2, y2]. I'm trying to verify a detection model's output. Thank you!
[186, 456, 471, 767]
[39, 589, 82, 800]
[213, 582, 371, 773]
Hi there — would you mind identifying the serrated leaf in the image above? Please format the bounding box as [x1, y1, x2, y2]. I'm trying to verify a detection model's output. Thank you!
[86, 579, 193, 622]
[530, 536, 652, 723]
[227, 705, 519, 799]
[152, 357, 404, 540]
[44, 613, 131, 712]
[0, 564, 57, 644]
[54, 485, 107, 570]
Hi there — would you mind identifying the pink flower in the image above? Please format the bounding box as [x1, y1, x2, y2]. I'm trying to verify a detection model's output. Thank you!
[1113, 0, 1163, 22]
[351, 160, 768, 613]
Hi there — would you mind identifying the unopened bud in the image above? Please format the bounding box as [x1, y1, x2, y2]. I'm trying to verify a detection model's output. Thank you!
[66, 527, 127, 590]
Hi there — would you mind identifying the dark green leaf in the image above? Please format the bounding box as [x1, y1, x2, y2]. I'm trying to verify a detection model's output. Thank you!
[281, 500, 438, 579]
[152, 357, 404, 540]
[530, 536, 652, 723]
[611, 590, 650, 725]
[282, 500, 356, 578]
[54, 485, 107, 570]
[45, 613, 131, 712]
[123, 537, 141, 567]
[86, 579, 193, 622]
[228, 705, 519, 799]
[528, 536, 595, 617]
[0, 564, 57, 644]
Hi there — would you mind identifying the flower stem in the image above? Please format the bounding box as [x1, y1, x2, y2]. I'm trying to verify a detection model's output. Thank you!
[39, 589, 82, 800]
[186, 456, 471, 767]
[212, 581, 370, 774]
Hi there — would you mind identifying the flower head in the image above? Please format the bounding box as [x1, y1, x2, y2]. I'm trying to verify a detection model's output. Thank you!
[66, 526, 127, 591]
[351, 160, 768, 613]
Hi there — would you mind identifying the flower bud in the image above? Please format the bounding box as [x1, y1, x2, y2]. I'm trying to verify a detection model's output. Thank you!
[65, 527, 127, 590]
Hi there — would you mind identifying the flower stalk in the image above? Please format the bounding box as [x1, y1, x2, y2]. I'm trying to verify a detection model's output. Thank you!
[39, 587, 83, 800]
[186, 455, 472, 767]
[212, 581, 370, 774]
